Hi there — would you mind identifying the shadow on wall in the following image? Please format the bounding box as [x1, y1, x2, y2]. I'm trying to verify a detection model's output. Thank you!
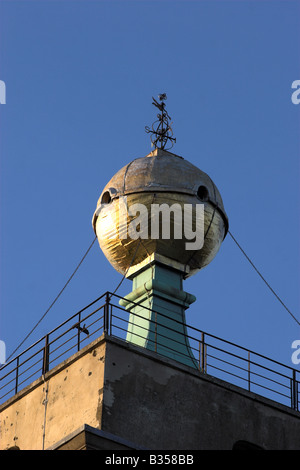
[232, 440, 264, 450]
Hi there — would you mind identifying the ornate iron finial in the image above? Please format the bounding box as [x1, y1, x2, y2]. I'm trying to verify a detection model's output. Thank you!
[145, 93, 176, 150]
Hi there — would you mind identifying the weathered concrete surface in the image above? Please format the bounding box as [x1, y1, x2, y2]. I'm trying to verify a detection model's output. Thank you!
[1, 334, 300, 450]
[0, 339, 106, 450]
[48, 425, 140, 450]
[101, 337, 300, 450]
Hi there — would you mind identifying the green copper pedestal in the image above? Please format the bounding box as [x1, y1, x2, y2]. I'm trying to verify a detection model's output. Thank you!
[119, 254, 198, 369]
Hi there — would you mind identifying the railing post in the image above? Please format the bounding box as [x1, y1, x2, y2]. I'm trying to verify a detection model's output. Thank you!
[109, 302, 113, 336]
[104, 293, 110, 334]
[42, 334, 49, 376]
[77, 312, 81, 352]
[201, 332, 206, 373]
[248, 351, 251, 392]
[15, 356, 19, 395]
[291, 369, 297, 410]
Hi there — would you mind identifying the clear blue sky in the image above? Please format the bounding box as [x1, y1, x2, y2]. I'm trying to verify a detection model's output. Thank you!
[0, 1, 299, 372]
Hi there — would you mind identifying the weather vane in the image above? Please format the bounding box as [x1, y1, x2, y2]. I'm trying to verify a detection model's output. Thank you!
[145, 93, 176, 150]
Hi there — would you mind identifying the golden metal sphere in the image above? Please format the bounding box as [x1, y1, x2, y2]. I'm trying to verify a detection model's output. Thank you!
[92, 149, 228, 278]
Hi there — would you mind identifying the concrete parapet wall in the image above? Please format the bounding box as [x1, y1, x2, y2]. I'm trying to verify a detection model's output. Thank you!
[1, 334, 300, 450]
[102, 337, 300, 450]
[0, 338, 106, 450]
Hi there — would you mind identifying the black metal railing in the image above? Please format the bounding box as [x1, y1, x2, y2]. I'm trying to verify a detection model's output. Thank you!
[0, 292, 299, 412]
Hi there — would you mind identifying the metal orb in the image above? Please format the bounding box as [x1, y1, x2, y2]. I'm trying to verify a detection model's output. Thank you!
[92, 149, 228, 278]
